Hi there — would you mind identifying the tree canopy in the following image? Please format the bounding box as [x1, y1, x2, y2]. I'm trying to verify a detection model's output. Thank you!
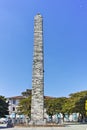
[21, 89, 32, 97]
[62, 91, 87, 116]
[0, 96, 9, 117]
[18, 90, 87, 118]
[44, 97, 67, 116]
[18, 96, 31, 117]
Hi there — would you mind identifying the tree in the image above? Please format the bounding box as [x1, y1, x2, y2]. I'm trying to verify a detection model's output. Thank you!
[18, 96, 31, 117]
[62, 91, 87, 119]
[0, 96, 9, 117]
[17, 89, 32, 118]
[19, 89, 67, 119]
[44, 97, 56, 117]
[18, 89, 87, 120]
[22, 89, 32, 97]
[44, 97, 67, 118]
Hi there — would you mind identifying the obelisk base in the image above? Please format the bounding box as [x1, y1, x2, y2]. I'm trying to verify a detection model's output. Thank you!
[29, 120, 46, 125]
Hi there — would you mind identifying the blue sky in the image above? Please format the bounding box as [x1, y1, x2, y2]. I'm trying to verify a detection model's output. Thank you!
[0, 0, 87, 98]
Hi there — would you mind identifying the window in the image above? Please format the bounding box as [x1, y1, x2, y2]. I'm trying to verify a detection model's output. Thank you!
[13, 100, 16, 104]
[13, 107, 15, 111]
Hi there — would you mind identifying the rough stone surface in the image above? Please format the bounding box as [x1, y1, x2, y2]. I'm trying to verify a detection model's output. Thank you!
[31, 14, 44, 125]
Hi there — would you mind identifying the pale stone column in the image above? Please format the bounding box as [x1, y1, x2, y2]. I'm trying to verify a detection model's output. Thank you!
[31, 14, 44, 125]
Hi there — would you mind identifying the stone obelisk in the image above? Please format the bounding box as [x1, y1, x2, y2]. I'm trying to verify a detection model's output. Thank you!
[31, 14, 44, 125]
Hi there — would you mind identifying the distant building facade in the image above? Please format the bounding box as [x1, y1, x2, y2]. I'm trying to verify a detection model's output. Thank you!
[7, 96, 24, 116]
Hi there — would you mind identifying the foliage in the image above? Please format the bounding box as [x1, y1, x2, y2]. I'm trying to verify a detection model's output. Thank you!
[18, 89, 32, 117]
[45, 91, 87, 118]
[18, 90, 87, 119]
[0, 96, 9, 117]
[18, 96, 31, 117]
[44, 97, 55, 116]
[22, 89, 32, 97]
[62, 91, 87, 116]
[44, 97, 67, 116]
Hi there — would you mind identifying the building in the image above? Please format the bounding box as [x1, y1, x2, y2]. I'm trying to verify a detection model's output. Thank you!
[7, 96, 24, 117]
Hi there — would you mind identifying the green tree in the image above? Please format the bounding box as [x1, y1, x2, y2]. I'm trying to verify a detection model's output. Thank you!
[0, 96, 9, 117]
[44, 97, 67, 117]
[18, 96, 31, 117]
[44, 97, 55, 117]
[17, 89, 32, 118]
[18, 90, 87, 120]
[62, 91, 87, 118]
[22, 89, 32, 97]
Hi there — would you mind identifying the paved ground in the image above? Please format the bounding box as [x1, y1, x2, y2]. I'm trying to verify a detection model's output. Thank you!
[0, 124, 87, 130]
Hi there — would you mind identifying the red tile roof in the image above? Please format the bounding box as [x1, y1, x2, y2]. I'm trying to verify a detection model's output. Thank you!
[7, 96, 25, 99]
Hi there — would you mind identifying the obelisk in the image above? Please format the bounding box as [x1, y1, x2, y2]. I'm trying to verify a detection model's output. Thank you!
[31, 14, 44, 125]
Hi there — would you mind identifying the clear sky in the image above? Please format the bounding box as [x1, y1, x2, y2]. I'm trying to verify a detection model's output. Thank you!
[0, 0, 87, 98]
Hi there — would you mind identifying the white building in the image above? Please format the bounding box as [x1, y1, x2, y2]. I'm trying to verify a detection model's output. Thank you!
[7, 96, 24, 117]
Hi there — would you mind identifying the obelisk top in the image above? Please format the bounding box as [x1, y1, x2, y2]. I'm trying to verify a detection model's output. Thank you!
[34, 13, 43, 20]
